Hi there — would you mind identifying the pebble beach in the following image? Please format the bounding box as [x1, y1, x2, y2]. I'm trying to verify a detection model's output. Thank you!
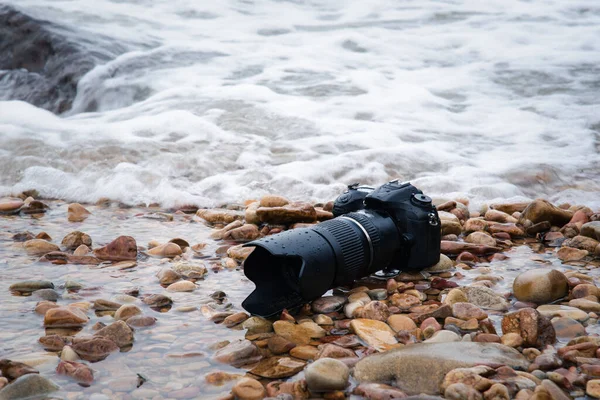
[2, 193, 600, 400]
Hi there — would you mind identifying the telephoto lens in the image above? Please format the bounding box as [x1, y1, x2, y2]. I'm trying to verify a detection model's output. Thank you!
[242, 181, 441, 317]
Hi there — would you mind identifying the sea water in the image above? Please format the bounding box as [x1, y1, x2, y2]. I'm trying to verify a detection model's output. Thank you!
[1, 0, 599, 209]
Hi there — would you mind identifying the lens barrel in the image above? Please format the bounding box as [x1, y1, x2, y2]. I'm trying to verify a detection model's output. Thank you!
[242, 210, 400, 317]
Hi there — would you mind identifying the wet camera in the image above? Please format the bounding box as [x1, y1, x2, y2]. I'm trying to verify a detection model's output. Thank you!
[242, 181, 441, 317]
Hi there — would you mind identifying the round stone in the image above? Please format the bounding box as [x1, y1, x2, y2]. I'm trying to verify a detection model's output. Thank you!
[513, 269, 568, 304]
[231, 377, 266, 400]
[305, 358, 350, 392]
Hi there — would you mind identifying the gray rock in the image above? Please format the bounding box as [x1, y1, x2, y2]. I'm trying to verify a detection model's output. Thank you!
[0, 374, 59, 400]
[353, 342, 529, 395]
[9, 280, 54, 293]
[305, 357, 349, 392]
[459, 286, 509, 311]
[32, 288, 60, 302]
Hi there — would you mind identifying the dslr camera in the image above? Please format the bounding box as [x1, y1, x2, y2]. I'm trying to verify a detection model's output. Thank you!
[242, 180, 441, 317]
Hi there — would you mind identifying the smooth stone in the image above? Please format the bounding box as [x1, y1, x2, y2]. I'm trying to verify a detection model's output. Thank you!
[56, 360, 94, 384]
[443, 289, 469, 306]
[587, 379, 600, 398]
[563, 235, 600, 252]
[35, 301, 60, 315]
[0, 360, 38, 380]
[93, 236, 137, 261]
[245, 202, 260, 225]
[0, 374, 59, 400]
[260, 195, 289, 207]
[243, 316, 273, 334]
[569, 298, 600, 312]
[465, 232, 497, 247]
[501, 308, 556, 348]
[249, 356, 306, 379]
[290, 345, 319, 360]
[93, 299, 122, 311]
[171, 263, 207, 279]
[113, 304, 142, 321]
[582, 222, 600, 241]
[166, 280, 197, 292]
[94, 320, 134, 347]
[126, 315, 157, 328]
[316, 343, 356, 359]
[71, 338, 119, 362]
[500, 333, 524, 348]
[305, 358, 350, 392]
[222, 224, 261, 241]
[61, 231, 92, 250]
[490, 202, 529, 214]
[512, 269, 568, 304]
[273, 321, 325, 345]
[485, 209, 517, 223]
[60, 346, 79, 361]
[73, 244, 91, 256]
[349, 319, 398, 352]
[423, 330, 461, 343]
[196, 208, 244, 224]
[557, 246, 589, 261]
[142, 294, 173, 308]
[459, 287, 509, 311]
[452, 303, 488, 320]
[0, 199, 23, 213]
[147, 243, 182, 258]
[537, 305, 589, 322]
[23, 239, 60, 256]
[64, 280, 83, 290]
[520, 199, 572, 226]
[353, 383, 408, 400]
[267, 336, 296, 355]
[441, 241, 501, 255]
[38, 335, 67, 352]
[68, 203, 91, 222]
[32, 289, 60, 302]
[227, 244, 254, 261]
[312, 296, 346, 313]
[157, 268, 181, 285]
[256, 202, 317, 224]
[423, 254, 454, 273]
[44, 306, 88, 327]
[212, 339, 262, 367]
[387, 315, 417, 332]
[231, 377, 266, 400]
[354, 342, 529, 395]
[552, 317, 586, 339]
[314, 314, 333, 325]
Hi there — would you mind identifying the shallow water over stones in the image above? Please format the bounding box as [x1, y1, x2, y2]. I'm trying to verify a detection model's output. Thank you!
[2, 199, 600, 399]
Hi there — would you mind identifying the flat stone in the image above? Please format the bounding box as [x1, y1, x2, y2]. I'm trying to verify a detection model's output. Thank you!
[569, 298, 600, 313]
[44, 306, 88, 328]
[148, 243, 182, 258]
[349, 319, 398, 352]
[231, 377, 266, 400]
[23, 239, 60, 256]
[166, 280, 197, 292]
[459, 287, 509, 311]
[552, 317, 586, 340]
[354, 342, 529, 395]
[249, 356, 306, 379]
[441, 241, 501, 256]
[71, 338, 119, 362]
[196, 209, 244, 225]
[587, 379, 600, 398]
[256, 202, 317, 224]
[537, 305, 589, 322]
[212, 339, 262, 367]
[0, 199, 23, 214]
[452, 303, 488, 320]
[273, 321, 325, 345]
[0, 374, 59, 400]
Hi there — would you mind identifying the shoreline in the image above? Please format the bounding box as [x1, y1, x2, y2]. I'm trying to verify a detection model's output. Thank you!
[1, 193, 600, 399]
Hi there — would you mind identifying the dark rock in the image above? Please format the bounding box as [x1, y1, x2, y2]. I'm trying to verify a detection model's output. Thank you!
[38, 334, 67, 352]
[71, 337, 119, 362]
[0, 5, 98, 113]
[93, 236, 137, 261]
[0, 359, 38, 381]
[94, 320, 134, 347]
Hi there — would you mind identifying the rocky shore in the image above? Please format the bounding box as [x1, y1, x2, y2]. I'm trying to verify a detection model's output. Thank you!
[1, 193, 600, 399]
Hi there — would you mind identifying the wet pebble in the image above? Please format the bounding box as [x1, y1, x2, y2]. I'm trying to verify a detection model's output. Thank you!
[305, 358, 350, 392]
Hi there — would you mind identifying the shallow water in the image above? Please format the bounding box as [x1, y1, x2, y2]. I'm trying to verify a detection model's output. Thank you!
[1, 0, 600, 209]
[1, 203, 599, 398]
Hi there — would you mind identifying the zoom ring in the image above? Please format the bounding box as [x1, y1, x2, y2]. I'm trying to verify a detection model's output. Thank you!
[345, 212, 382, 257]
[315, 219, 366, 282]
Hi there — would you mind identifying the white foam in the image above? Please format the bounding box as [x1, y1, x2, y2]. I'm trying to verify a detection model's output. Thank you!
[1, 0, 599, 209]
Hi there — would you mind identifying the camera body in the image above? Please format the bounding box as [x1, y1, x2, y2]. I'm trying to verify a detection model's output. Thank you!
[333, 180, 441, 271]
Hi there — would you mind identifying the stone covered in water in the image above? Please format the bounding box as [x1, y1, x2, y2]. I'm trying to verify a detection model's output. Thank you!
[0, 374, 59, 400]
[0, 360, 38, 381]
[56, 360, 94, 384]
[9, 280, 54, 293]
[94, 320, 134, 347]
[212, 339, 262, 367]
[68, 203, 91, 222]
[354, 342, 528, 395]
[93, 236, 137, 261]
[71, 337, 119, 362]
[43, 306, 88, 327]
[23, 239, 60, 256]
